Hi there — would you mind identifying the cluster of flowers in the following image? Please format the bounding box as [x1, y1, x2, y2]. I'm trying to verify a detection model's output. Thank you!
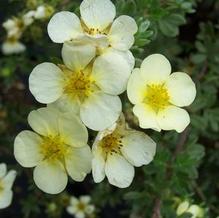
[13, 0, 196, 195]
[2, 5, 53, 55]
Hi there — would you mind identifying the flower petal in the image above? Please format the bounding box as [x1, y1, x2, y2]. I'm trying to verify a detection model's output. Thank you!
[0, 190, 13, 209]
[62, 43, 96, 71]
[65, 146, 92, 182]
[29, 63, 64, 104]
[48, 94, 80, 114]
[28, 107, 59, 136]
[92, 145, 106, 183]
[109, 15, 138, 50]
[80, 0, 115, 30]
[33, 160, 68, 194]
[157, 106, 190, 133]
[58, 113, 88, 147]
[2, 170, 16, 190]
[47, 11, 83, 43]
[92, 50, 131, 95]
[105, 153, 134, 188]
[0, 163, 7, 178]
[140, 54, 171, 83]
[80, 92, 122, 131]
[80, 196, 91, 204]
[166, 72, 196, 107]
[127, 68, 147, 104]
[14, 130, 43, 167]
[121, 131, 156, 167]
[133, 104, 161, 131]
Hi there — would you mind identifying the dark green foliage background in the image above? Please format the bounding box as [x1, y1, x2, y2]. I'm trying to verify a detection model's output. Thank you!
[0, 0, 218, 217]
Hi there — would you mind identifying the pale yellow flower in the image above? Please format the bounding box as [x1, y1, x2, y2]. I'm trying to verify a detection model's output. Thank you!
[92, 114, 156, 188]
[67, 195, 95, 218]
[14, 107, 91, 194]
[127, 54, 196, 133]
[29, 43, 131, 131]
[47, 0, 137, 71]
[0, 163, 16, 209]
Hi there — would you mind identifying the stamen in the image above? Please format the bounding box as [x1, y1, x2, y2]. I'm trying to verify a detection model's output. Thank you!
[144, 83, 170, 112]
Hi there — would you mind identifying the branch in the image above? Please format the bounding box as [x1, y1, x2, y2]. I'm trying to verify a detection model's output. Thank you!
[151, 198, 161, 218]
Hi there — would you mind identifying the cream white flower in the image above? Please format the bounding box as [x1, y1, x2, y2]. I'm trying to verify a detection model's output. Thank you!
[23, 11, 36, 26]
[0, 163, 16, 209]
[67, 195, 95, 218]
[2, 39, 26, 55]
[34, 6, 46, 19]
[29, 43, 131, 131]
[92, 114, 156, 188]
[14, 107, 92, 194]
[47, 0, 137, 69]
[2, 18, 23, 38]
[127, 54, 196, 133]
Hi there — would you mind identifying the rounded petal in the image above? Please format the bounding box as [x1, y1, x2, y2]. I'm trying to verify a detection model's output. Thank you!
[92, 146, 106, 183]
[92, 50, 131, 95]
[28, 107, 59, 136]
[33, 160, 67, 194]
[14, 130, 43, 168]
[0, 163, 7, 178]
[47, 11, 83, 43]
[133, 104, 161, 131]
[80, 0, 116, 30]
[65, 146, 92, 182]
[80, 92, 122, 131]
[157, 106, 190, 133]
[121, 131, 156, 167]
[166, 72, 196, 107]
[62, 43, 96, 71]
[140, 54, 171, 83]
[2, 170, 17, 190]
[109, 15, 138, 50]
[127, 68, 147, 104]
[0, 190, 13, 209]
[105, 154, 134, 188]
[58, 114, 88, 147]
[80, 196, 91, 204]
[48, 94, 80, 115]
[29, 63, 64, 104]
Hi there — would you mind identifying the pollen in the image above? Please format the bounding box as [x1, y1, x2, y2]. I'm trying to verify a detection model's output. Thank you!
[100, 132, 123, 156]
[144, 83, 170, 112]
[40, 135, 69, 161]
[63, 69, 95, 102]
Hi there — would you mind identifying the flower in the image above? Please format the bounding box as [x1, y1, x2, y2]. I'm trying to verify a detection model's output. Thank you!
[47, 0, 137, 68]
[67, 195, 95, 218]
[0, 163, 17, 209]
[23, 10, 36, 26]
[176, 201, 204, 218]
[2, 39, 26, 55]
[127, 54, 196, 133]
[29, 43, 131, 131]
[92, 114, 156, 188]
[2, 18, 23, 38]
[14, 106, 92, 194]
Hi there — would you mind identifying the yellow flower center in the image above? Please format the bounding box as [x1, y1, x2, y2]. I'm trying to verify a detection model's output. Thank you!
[63, 68, 96, 102]
[0, 180, 3, 193]
[100, 132, 123, 155]
[40, 135, 69, 162]
[144, 84, 170, 112]
[77, 202, 86, 211]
